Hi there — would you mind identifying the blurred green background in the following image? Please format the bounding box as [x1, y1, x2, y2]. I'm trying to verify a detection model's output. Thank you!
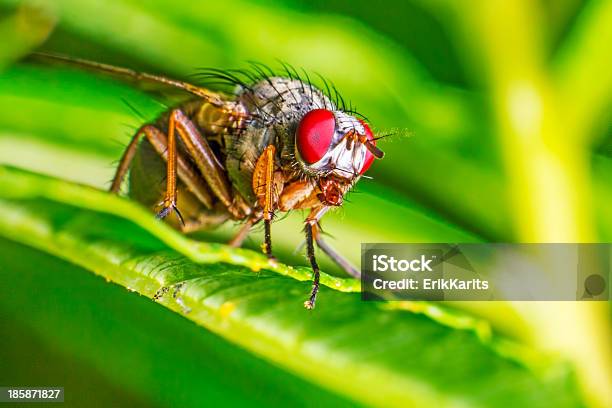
[0, 0, 610, 407]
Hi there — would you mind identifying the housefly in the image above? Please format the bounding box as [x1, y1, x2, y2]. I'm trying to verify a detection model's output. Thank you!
[32, 53, 384, 309]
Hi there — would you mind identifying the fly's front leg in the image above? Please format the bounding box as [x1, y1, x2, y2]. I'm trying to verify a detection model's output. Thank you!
[312, 224, 360, 278]
[252, 145, 282, 260]
[303, 206, 330, 309]
[278, 180, 359, 278]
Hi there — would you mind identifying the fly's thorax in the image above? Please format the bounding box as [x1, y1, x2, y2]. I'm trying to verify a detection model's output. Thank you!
[238, 77, 334, 125]
[224, 125, 271, 204]
[239, 77, 336, 166]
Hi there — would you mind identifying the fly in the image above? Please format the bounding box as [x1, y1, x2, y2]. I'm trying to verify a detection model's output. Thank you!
[33, 53, 384, 309]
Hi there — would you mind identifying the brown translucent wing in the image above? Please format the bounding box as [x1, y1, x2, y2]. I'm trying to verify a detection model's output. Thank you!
[28, 52, 228, 107]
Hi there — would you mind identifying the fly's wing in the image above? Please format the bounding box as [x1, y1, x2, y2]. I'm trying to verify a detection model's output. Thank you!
[27, 52, 229, 107]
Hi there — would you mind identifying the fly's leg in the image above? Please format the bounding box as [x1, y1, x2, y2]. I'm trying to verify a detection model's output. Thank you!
[109, 124, 215, 214]
[110, 127, 144, 194]
[303, 206, 329, 309]
[168, 109, 235, 210]
[228, 216, 261, 247]
[252, 145, 280, 260]
[110, 111, 244, 229]
[304, 221, 320, 310]
[263, 146, 275, 259]
[159, 108, 239, 221]
[181, 211, 229, 234]
[312, 224, 360, 278]
[263, 219, 274, 259]
[157, 110, 181, 220]
[111, 114, 191, 222]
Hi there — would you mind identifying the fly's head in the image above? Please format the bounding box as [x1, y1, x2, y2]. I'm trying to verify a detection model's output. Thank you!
[294, 109, 384, 206]
[232, 74, 384, 207]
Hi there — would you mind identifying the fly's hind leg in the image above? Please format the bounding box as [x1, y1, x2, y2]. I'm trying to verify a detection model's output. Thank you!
[139, 108, 235, 222]
[166, 109, 237, 213]
[113, 108, 239, 224]
[110, 123, 216, 223]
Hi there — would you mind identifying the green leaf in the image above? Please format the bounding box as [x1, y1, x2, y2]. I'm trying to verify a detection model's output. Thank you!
[0, 238, 357, 408]
[0, 165, 584, 407]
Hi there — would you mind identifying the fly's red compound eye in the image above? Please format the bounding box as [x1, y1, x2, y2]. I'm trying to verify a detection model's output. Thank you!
[359, 121, 376, 174]
[296, 109, 336, 164]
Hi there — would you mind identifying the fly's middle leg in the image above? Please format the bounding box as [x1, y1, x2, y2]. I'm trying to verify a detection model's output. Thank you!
[252, 145, 280, 261]
[262, 145, 276, 259]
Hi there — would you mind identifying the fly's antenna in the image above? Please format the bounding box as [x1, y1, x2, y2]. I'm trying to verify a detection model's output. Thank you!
[364, 139, 385, 159]
[372, 132, 396, 142]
